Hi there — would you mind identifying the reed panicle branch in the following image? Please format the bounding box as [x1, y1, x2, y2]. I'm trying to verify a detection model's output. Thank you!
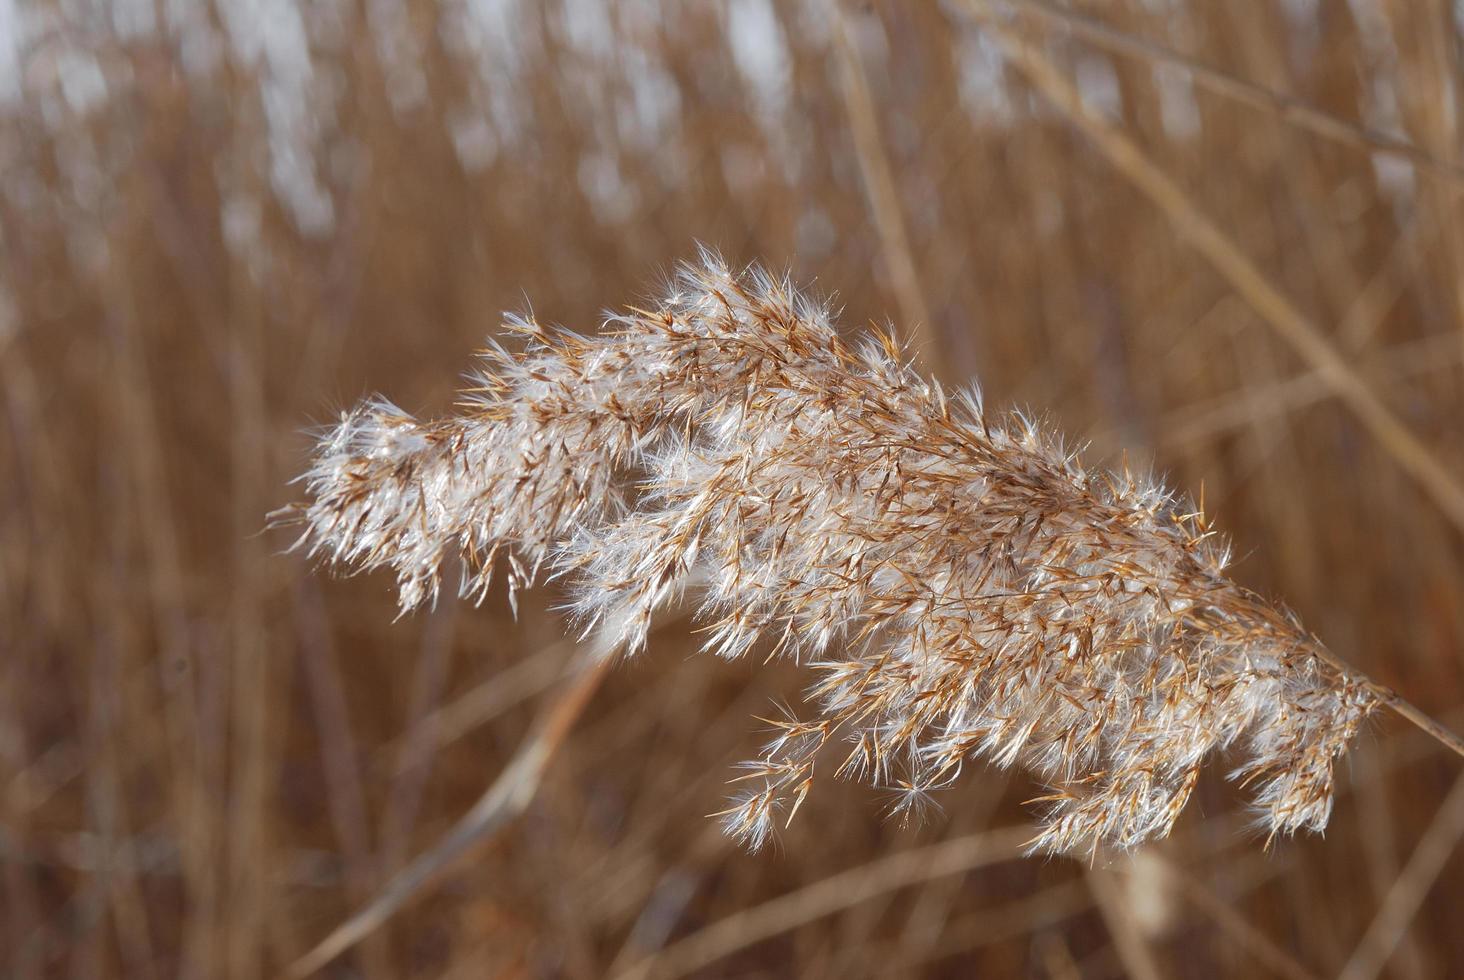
[279, 253, 1394, 856]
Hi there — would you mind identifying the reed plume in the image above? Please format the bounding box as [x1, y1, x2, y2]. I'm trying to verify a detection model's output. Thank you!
[281, 253, 1377, 856]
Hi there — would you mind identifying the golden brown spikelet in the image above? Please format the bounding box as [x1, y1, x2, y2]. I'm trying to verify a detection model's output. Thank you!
[280, 252, 1377, 856]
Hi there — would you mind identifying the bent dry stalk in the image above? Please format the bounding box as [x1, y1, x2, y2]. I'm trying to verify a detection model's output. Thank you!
[277, 253, 1378, 856]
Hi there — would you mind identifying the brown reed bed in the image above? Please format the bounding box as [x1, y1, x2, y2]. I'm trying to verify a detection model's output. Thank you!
[5, 2, 1464, 977]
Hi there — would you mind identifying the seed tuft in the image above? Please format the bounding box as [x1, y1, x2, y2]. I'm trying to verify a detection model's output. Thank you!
[280, 253, 1377, 855]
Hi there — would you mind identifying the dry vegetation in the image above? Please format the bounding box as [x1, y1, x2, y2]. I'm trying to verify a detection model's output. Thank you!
[4, 1, 1464, 977]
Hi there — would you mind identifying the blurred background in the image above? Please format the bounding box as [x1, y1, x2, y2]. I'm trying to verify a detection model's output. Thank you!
[4, 0, 1464, 976]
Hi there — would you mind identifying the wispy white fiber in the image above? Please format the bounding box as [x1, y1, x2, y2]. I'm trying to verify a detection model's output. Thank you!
[284, 255, 1377, 857]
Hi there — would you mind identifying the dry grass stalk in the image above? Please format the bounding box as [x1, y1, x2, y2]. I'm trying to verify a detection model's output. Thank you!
[995, 0, 1464, 185]
[279, 254, 1387, 857]
[970, 7, 1464, 765]
[970, 7, 1464, 541]
[1338, 770, 1464, 980]
[288, 648, 614, 979]
[827, 0, 938, 363]
[615, 825, 1034, 980]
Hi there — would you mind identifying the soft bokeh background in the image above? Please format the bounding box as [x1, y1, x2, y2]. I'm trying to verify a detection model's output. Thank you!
[4, 0, 1464, 976]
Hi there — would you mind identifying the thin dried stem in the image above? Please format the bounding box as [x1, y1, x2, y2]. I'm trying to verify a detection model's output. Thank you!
[1085, 865, 1164, 980]
[613, 826, 1032, 980]
[382, 610, 692, 771]
[377, 588, 457, 877]
[287, 650, 612, 978]
[1157, 859, 1319, 980]
[827, 0, 940, 367]
[995, 0, 1464, 186]
[969, 10, 1464, 764]
[1338, 771, 1464, 980]
[1363, 687, 1464, 761]
[1156, 333, 1462, 450]
[292, 582, 391, 980]
[968, 9, 1464, 542]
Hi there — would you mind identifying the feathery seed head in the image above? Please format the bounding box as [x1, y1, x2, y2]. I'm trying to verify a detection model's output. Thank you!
[280, 255, 1377, 856]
